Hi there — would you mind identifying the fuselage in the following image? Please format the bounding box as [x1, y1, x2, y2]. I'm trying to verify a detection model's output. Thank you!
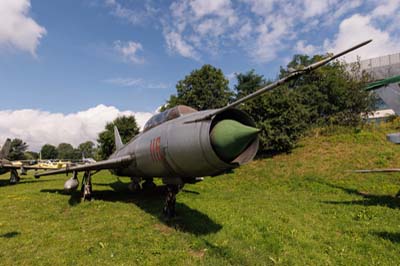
[109, 108, 259, 180]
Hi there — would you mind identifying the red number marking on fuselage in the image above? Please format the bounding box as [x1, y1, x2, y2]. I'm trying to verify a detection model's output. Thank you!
[150, 137, 162, 162]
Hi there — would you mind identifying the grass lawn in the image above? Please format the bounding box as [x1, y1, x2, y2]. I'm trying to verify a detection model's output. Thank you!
[1, 124, 400, 265]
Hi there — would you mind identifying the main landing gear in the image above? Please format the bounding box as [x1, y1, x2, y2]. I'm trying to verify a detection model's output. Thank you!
[127, 177, 181, 218]
[163, 184, 180, 218]
[9, 169, 20, 185]
[81, 171, 92, 201]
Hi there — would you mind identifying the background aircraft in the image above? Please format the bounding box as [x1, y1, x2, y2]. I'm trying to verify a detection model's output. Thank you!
[365, 74, 400, 115]
[35, 40, 372, 217]
[0, 139, 57, 184]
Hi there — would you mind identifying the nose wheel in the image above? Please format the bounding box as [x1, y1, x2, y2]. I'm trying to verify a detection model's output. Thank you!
[142, 178, 156, 190]
[128, 177, 141, 192]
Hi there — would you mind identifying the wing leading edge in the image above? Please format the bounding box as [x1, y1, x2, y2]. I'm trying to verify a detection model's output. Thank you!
[34, 155, 135, 178]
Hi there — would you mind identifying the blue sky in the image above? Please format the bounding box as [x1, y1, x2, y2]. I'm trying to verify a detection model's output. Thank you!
[0, 0, 399, 150]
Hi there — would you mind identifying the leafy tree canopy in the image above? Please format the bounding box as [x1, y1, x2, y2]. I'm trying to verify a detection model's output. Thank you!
[24, 151, 39, 160]
[162, 64, 233, 111]
[56, 143, 75, 159]
[78, 141, 95, 158]
[40, 144, 58, 159]
[235, 70, 309, 153]
[235, 55, 376, 153]
[8, 138, 28, 160]
[280, 54, 376, 126]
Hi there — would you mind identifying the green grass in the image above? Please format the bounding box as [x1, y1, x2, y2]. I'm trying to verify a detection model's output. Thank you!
[1, 123, 400, 265]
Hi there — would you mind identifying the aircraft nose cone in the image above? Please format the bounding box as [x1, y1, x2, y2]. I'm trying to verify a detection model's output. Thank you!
[210, 119, 260, 162]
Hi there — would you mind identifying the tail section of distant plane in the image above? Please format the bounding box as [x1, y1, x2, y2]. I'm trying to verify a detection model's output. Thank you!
[0, 138, 11, 159]
[114, 126, 123, 150]
[365, 74, 400, 115]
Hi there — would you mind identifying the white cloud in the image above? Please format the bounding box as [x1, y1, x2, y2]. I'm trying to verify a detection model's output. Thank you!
[164, 31, 199, 60]
[0, 0, 46, 56]
[104, 77, 169, 89]
[189, 0, 238, 27]
[113, 40, 144, 64]
[0, 105, 154, 151]
[371, 0, 400, 17]
[321, 0, 362, 27]
[163, 0, 237, 59]
[295, 40, 318, 54]
[104, 0, 400, 64]
[244, 0, 276, 16]
[251, 14, 293, 62]
[323, 14, 400, 61]
[104, 78, 143, 87]
[104, 0, 155, 25]
[302, 0, 335, 18]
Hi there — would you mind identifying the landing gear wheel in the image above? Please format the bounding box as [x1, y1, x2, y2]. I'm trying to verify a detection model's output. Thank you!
[20, 167, 27, 176]
[81, 171, 92, 201]
[128, 180, 141, 192]
[142, 179, 156, 190]
[163, 184, 179, 218]
[9, 169, 20, 185]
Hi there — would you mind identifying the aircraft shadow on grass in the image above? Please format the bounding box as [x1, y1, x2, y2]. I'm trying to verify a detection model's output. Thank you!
[0, 231, 20, 238]
[372, 231, 400, 243]
[319, 182, 400, 209]
[41, 180, 222, 236]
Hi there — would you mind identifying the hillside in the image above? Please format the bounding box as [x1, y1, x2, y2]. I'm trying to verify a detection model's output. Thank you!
[1, 123, 400, 265]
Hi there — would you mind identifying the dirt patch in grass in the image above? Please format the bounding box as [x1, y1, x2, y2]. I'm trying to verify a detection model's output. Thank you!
[188, 249, 206, 259]
[153, 223, 174, 235]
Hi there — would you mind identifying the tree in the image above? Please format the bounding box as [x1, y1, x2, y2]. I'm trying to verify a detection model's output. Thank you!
[97, 115, 140, 159]
[24, 151, 39, 160]
[8, 138, 28, 160]
[234, 55, 376, 154]
[235, 70, 309, 153]
[78, 141, 95, 158]
[56, 143, 75, 159]
[40, 144, 58, 159]
[280, 54, 376, 126]
[163, 64, 233, 111]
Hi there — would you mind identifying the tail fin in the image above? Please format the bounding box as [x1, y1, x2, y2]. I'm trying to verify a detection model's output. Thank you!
[114, 126, 123, 150]
[0, 138, 12, 159]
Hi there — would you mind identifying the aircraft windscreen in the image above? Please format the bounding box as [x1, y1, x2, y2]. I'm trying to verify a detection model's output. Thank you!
[143, 105, 197, 131]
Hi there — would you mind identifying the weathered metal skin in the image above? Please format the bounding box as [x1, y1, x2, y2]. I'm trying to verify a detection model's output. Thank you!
[110, 108, 259, 180]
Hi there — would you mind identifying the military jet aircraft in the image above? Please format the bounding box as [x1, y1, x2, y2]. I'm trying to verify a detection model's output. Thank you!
[0, 139, 56, 184]
[35, 40, 372, 217]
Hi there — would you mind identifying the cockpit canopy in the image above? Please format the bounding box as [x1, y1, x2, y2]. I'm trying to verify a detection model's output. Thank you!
[143, 105, 197, 132]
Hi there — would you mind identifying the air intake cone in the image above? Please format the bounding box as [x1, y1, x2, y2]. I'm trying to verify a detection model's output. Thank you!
[210, 119, 260, 162]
